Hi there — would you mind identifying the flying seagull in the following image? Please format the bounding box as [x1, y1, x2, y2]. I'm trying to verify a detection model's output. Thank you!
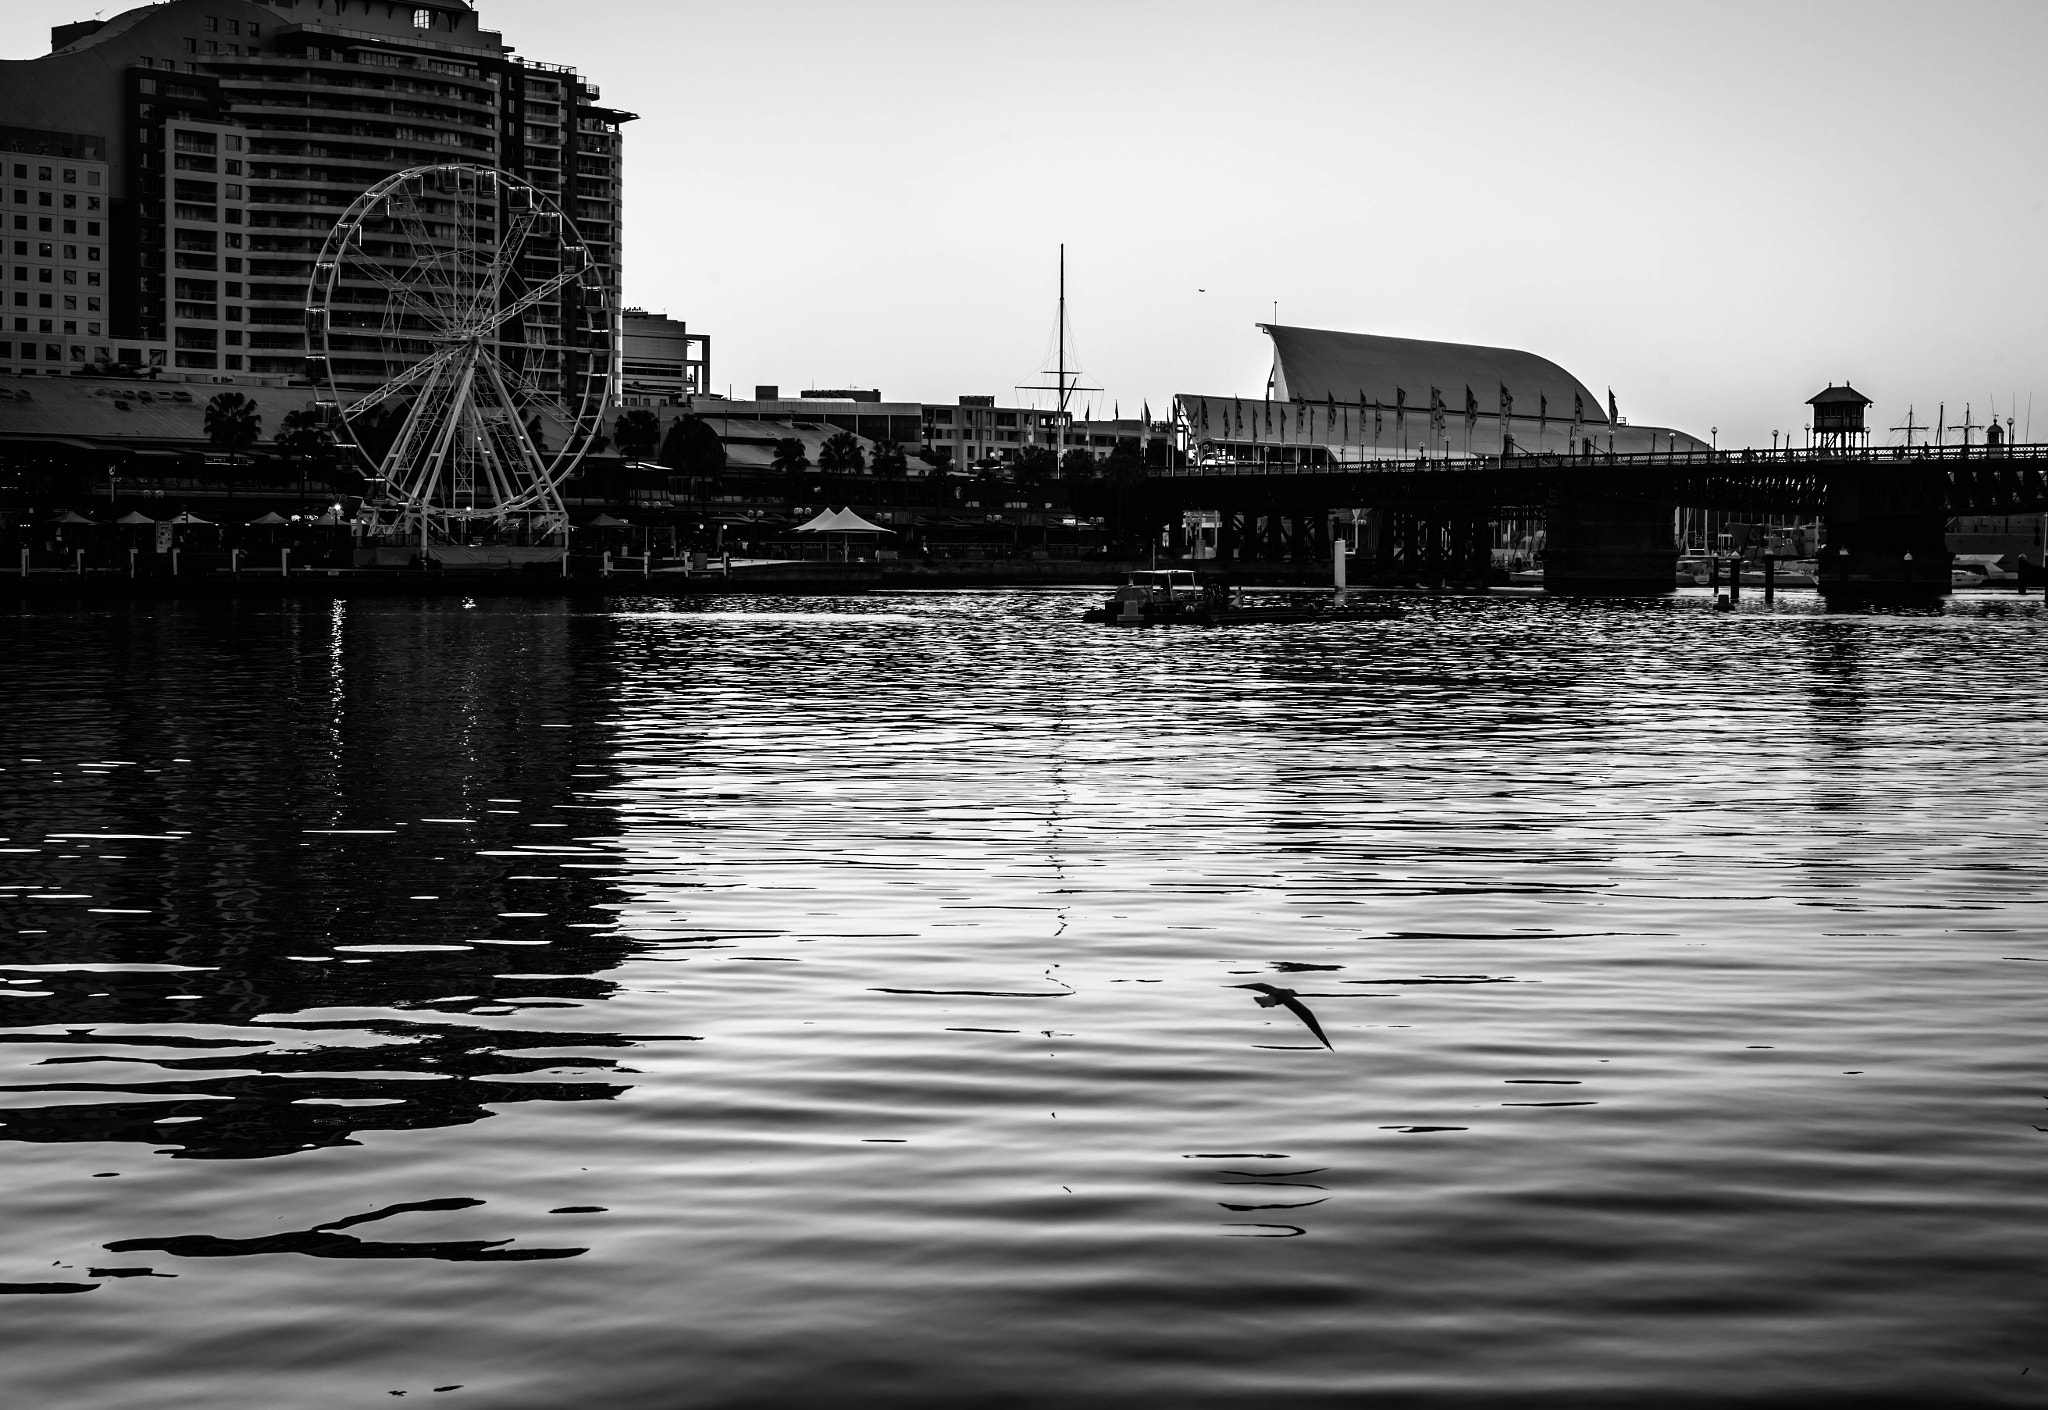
[1232, 983, 1332, 1049]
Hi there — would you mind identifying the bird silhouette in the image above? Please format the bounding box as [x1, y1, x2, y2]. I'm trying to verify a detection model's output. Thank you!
[1232, 983, 1332, 1049]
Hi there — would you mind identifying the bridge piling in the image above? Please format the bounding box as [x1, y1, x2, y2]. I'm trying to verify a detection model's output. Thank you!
[1542, 493, 1678, 595]
[1815, 463, 1951, 604]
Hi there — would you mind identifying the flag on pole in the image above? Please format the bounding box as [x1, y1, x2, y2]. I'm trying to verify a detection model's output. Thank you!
[1465, 386, 1478, 430]
[1499, 384, 1513, 420]
[1294, 400, 1304, 435]
[1429, 387, 1445, 437]
[1326, 392, 1335, 433]
[1234, 397, 1242, 434]
[1573, 392, 1584, 428]
[1395, 387, 1407, 433]
[1264, 397, 1272, 433]
[1608, 388, 1618, 424]
[1539, 394, 1548, 427]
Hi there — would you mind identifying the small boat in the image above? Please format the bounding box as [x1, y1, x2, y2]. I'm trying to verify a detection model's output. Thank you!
[1082, 569, 1399, 626]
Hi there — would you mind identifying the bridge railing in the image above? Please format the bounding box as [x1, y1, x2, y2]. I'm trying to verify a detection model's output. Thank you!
[1161, 441, 2048, 478]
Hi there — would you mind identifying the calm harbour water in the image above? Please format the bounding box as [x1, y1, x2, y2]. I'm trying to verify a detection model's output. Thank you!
[1, 588, 2045, 1409]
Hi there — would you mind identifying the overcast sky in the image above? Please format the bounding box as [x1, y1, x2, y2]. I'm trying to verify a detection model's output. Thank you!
[7, 0, 2045, 445]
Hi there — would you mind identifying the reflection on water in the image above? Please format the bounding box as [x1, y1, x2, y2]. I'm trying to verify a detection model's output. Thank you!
[0, 590, 2045, 1407]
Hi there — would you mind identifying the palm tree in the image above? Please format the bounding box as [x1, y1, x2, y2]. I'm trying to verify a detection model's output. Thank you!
[817, 430, 865, 474]
[770, 436, 810, 476]
[204, 392, 261, 462]
[613, 409, 661, 462]
[870, 439, 909, 478]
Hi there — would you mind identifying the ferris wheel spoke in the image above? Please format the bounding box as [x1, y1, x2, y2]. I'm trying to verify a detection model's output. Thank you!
[480, 349, 553, 484]
[461, 208, 538, 334]
[342, 344, 461, 422]
[474, 265, 584, 341]
[381, 353, 472, 497]
[493, 359, 576, 427]
[347, 256, 449, 337]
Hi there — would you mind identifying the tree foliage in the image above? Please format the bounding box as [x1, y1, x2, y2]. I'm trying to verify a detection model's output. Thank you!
[1102, 436, 1146, 480]
[274, 405, 335, 461]
[205, 392, 261, 457]
[613, 409, 662, 461]
[1012, 445, 1056, 487]
[659, 415, 727, 475]
[817, 430, 866, 474]
[869, 439, 909, 478]
[1059, 446, 1096, 480]
[771, 436, 810, 475]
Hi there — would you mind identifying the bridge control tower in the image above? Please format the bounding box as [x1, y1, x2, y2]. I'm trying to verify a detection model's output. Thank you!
[1808, 384, 1873, 453]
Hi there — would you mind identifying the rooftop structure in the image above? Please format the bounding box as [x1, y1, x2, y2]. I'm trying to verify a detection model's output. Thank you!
[1178, 324, 1708, 463]
[1808, 382, 1872, 452]
[620, 310, 710, 406]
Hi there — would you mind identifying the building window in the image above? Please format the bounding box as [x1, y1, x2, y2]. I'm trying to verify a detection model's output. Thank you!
[204, 16, 216, 31]
[414, 7, 432, 28]
[62, 169, 75, 184]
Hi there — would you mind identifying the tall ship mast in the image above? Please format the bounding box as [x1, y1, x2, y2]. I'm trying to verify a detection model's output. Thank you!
[1017, 244, 1098, 467]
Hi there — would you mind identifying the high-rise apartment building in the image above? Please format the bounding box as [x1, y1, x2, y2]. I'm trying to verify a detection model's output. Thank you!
[0, 0, 632, 387]
[0, 127, 112, 376]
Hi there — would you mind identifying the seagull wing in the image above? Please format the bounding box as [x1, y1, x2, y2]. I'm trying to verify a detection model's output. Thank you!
[1275, 994, 1333, 1049]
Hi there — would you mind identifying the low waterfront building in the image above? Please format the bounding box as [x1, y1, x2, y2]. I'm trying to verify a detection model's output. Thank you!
[693, 394, 924, 451]
[1175, 324, 1709, 465]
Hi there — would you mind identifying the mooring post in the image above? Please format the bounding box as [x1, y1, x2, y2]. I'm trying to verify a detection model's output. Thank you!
[1332, 529, 1347, 594]
[128, 548, 136, 579]
[1728, 561, 1741, 603]
[1763, 554, 1775, 603]
[281, 547, 290, 578]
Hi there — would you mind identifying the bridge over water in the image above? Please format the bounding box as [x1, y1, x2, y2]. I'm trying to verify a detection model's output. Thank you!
[1137, 442, 2048, 599]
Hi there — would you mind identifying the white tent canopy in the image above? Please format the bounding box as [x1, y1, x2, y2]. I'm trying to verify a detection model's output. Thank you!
[247, 511, 289, 525]
[795, 507, 892, 534]
[115, 510, 155, 525]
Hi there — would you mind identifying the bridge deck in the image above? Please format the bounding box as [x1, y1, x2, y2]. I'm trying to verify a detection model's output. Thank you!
[1147, 443, 2048, 516]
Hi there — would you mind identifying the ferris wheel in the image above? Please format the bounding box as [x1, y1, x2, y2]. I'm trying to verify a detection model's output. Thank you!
[305, 162, 612, 539]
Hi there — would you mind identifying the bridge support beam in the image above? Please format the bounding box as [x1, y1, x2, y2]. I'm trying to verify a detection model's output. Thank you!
[1543, 494, 1677, 595]
[1816, 465, 1950, 604]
